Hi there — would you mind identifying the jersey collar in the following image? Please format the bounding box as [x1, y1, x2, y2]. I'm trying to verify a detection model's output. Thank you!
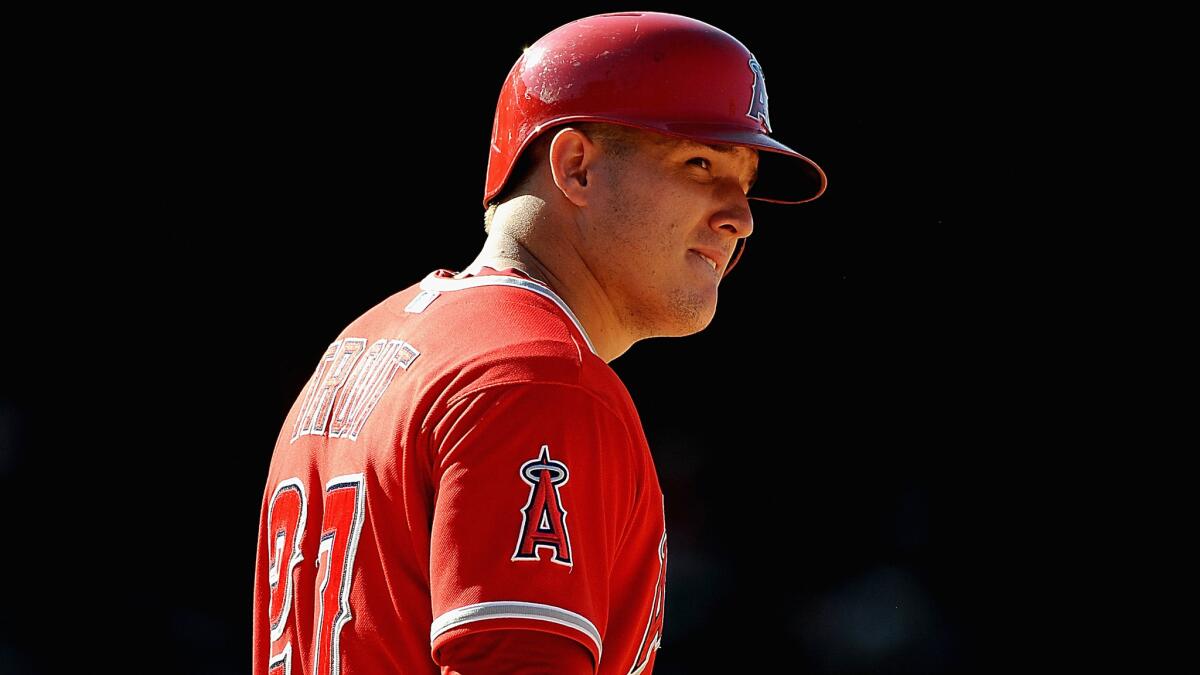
[419, 269, 598, 357]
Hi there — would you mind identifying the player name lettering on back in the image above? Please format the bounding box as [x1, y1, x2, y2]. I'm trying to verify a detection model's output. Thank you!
[290, 337, 420, 443]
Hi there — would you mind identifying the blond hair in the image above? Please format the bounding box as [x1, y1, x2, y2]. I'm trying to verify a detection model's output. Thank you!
[483, 122, 644, 233]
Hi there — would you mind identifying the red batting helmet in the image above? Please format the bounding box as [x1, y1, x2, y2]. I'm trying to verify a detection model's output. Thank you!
[484, 11, 828, 277]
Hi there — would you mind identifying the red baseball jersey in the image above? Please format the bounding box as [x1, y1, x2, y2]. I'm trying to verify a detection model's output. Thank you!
[253, 266, 668, 674]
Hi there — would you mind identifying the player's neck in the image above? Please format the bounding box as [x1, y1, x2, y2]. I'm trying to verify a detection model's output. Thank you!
[461, 236, 631, 364]
[456, 239, 551, 286]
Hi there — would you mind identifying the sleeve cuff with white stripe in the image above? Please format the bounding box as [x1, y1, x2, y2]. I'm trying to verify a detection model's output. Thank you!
[431, 600, 603, 664]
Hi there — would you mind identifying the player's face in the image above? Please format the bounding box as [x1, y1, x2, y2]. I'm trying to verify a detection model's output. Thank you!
[584, 132, 758, 338]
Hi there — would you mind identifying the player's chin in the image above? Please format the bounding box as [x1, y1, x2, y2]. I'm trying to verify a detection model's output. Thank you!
[666, 289, 718, 336]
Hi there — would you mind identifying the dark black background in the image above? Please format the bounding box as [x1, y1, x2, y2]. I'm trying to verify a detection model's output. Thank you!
[1, 4, 1094, 673]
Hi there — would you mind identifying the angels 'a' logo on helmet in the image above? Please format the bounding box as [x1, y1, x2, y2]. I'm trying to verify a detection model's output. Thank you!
[746, 56, 773, 134]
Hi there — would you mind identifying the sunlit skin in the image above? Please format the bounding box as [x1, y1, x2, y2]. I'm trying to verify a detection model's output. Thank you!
[460, 126, 758, 363]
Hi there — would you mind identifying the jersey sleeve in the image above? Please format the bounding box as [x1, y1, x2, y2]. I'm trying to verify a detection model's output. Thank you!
[426, 381, 638, 672]
[438, 629, 594, 675]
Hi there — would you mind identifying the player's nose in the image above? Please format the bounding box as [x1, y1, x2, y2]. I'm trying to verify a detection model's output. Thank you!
[709, 182, 754, 240]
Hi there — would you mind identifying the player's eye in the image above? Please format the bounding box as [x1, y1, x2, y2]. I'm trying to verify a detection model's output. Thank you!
[688, 157, 711, 171]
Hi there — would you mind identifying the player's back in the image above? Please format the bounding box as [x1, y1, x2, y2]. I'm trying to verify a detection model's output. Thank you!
[251, 266, 667, 674]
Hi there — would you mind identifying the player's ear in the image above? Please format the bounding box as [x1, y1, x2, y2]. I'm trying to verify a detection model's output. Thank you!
[547, 127, 597, 208]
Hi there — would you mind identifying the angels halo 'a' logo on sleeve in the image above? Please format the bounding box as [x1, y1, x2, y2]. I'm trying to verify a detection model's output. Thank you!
[746, 55, 773, 133]
[512, 444, 574, 567]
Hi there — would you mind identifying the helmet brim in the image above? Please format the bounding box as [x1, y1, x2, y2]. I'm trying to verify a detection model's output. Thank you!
[657, 122, 827, 205]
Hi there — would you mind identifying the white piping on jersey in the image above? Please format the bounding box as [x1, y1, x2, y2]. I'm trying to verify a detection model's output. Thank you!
[419, 273, 598, 356]
[430, 600, 603, 659]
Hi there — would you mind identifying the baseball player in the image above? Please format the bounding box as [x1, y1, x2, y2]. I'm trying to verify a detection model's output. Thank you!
[252, 11, 826, 675]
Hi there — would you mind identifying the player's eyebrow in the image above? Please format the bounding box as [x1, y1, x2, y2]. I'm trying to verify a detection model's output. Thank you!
[677, 139, 736, 155]
[699, 142, 736, 155]
[687, 141, 758, 190]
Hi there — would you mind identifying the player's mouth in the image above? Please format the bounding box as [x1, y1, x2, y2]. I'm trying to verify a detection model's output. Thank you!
[689, 248, 722, 275]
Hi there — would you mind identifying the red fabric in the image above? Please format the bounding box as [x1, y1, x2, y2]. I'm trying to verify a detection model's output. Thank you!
[439, 629, 593, 675]
[253, 267, 667, 674]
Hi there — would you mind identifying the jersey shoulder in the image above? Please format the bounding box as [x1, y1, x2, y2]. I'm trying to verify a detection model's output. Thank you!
[368, 266, 626, 406]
